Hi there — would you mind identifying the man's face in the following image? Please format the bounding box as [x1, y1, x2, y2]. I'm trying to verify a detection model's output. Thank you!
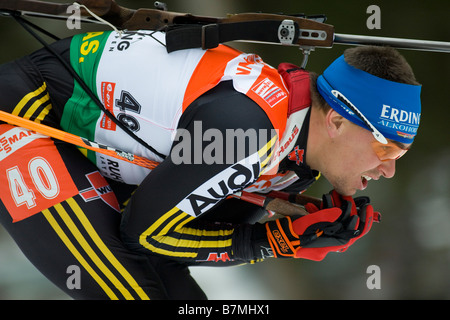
[320, 117, 399, 196]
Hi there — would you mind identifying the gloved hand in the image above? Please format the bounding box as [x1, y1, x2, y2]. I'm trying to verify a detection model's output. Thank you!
[265, 190, 381, 261]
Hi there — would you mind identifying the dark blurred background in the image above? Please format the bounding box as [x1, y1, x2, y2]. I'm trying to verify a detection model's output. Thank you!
[0, 0, 448, 299]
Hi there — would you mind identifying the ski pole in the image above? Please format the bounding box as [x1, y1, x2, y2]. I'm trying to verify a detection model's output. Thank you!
[0, 110, 160, 170]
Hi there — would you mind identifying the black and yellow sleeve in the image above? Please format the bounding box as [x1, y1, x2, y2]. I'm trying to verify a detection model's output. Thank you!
[120, 81, 277, 264]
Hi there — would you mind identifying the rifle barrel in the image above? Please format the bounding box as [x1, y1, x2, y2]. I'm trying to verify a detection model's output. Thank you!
[334, 33, 450, 53]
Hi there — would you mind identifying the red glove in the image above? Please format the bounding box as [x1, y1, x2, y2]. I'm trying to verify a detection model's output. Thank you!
[265, 190, 381, 261]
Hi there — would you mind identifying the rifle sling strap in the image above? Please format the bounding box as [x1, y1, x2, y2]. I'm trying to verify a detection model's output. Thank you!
[166, 20, 299, 52]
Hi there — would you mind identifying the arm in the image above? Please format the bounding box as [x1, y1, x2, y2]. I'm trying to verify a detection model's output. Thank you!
[120, 81, 277, 263]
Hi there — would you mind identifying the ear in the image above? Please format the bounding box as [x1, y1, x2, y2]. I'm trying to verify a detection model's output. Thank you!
[325, 109, 345, 138]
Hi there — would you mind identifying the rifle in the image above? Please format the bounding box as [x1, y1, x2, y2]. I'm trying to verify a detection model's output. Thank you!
[2, 0, 450, 64]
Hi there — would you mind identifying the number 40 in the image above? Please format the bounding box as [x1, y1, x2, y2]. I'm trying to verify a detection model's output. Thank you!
[6, 157, 60, 209]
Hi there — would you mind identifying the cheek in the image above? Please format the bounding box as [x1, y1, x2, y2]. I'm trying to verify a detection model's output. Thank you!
[345, 154, 371, 173]
[335, 136, 376, 172]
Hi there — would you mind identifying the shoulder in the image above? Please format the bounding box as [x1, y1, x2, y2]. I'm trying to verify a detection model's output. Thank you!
[179, 80, 274, 132]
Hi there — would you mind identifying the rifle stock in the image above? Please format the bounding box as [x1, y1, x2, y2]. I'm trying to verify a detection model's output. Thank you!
[232, 191, 321, 217]
[0, 0, 334, 49]
[2, 0, 448, 53]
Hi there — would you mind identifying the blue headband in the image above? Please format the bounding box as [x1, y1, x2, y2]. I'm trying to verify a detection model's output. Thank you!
[316, 55, 421, 144]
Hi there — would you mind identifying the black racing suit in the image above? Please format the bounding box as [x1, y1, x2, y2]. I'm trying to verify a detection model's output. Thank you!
[0, 35, 318, 299]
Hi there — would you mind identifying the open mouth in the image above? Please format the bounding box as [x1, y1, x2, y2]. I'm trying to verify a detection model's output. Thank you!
[361, 175, 372, 189]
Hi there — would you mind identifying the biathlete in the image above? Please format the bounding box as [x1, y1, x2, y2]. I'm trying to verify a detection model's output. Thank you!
[0, 29, 421, 299]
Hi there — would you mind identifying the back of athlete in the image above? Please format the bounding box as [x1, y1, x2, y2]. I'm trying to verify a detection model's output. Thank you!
[0, 31, 290, 299]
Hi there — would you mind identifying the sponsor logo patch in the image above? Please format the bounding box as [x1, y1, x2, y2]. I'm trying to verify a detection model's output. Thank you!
[288, 146, 304, 166]
[177, 154, 261, 217]
[251, 78, 287, 108]
[80, 171, 120, 212]
[100, 81, 116, 131]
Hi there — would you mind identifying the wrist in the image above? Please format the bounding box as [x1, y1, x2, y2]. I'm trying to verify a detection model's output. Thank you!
[232, 223, 273, 262]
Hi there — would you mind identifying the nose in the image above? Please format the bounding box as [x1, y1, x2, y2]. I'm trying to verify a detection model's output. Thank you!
[379, 159, 396, 178]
